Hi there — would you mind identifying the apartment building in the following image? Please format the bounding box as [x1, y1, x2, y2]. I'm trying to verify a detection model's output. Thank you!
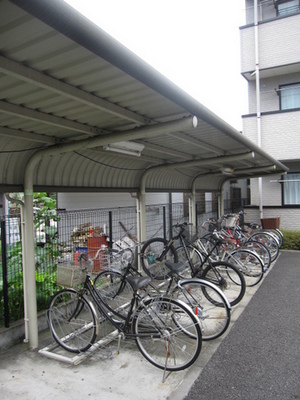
[240, 0, 300, 229]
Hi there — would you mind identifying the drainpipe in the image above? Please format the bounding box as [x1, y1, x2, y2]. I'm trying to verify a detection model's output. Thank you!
[254, 0, 263, 219]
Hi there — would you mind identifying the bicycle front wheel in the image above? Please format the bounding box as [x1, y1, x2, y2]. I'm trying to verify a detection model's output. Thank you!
[140, 238, 178, 280]
[226, 249, 264, 287]
[47, 288, 97, 353]
[243, 240, 271, 271]
[249, 232, 279, 262]
[201, 261, 246, 306]
[133, 297, 202, 371]
[173, 279, 231, 340]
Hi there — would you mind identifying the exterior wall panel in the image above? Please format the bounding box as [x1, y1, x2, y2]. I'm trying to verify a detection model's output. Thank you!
[241, 14, 300, 73]
[243, 111, 300, 160]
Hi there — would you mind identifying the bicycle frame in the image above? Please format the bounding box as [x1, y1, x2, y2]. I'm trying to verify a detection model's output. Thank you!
[80, 273, 178, 341]
[173, 226, 226, 278]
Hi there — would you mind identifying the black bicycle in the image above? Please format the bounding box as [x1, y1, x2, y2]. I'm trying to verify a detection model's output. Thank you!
[93, 257, 231, 341]
[140, 223, 246, 306]
[48, 254, 202, 372]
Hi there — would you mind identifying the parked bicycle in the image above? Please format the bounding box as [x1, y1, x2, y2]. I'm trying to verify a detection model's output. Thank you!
[93, 256, 231, 341]
[202, 216, 272, 271]
[177, 228, 264, 287]
[48, 254, 202, 373]
[140, 223, 246, 307]
[218, 212, 281, 263]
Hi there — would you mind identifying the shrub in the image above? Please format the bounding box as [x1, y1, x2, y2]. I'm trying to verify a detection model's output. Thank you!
[281, 230, 300, 250]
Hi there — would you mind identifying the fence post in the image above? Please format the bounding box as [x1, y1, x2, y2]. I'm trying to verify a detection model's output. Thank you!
[1, 219, 9, 327]
[168, 194, 173, 239]
[108, 211, 112, 249]
[163, 207, 166, 240]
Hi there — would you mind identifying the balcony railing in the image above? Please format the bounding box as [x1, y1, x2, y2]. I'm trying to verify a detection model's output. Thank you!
[244, 0, 300, 25]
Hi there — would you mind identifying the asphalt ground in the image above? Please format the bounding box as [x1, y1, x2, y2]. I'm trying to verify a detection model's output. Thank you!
[0, 251, 299, 400]
[182, 250, 300, 400]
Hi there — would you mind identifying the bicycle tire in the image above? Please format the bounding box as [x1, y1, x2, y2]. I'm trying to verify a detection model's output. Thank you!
[133, 297, 202, 371]
[200, 261, 246, 306]
[173, 278, 231, 340]
[94, 270, 134, 321]
[140, 237, 178, 280]
[268, 229, 283, 248]
[249, 232, 279, 262]
[226, 248, 264, 287]
[47, 288, 97, 353]
[243, 239, 271, 271]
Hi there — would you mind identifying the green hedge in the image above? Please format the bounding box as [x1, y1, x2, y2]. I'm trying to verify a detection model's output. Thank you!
[281, 230, 300, 250]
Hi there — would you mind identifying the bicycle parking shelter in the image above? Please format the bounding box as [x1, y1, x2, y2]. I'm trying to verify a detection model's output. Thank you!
[0, 0, 288, 349]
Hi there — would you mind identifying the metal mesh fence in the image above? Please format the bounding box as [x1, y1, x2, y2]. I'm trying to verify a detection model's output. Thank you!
[0, 216, 24, 327]
[0, 198, 235, 328]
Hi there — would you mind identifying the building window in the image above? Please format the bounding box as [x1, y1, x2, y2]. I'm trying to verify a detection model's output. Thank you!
[275, 0, 300, 16]
[283, 173, 300, 205]
[279, 83, 300, 110]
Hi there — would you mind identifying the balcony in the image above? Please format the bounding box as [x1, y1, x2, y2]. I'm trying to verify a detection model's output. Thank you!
[240, 12, 300, 80]
[245, 0, 300, 25]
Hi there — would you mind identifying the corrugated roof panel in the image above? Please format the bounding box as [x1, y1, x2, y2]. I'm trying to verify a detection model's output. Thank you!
[0, 0, 288, 193]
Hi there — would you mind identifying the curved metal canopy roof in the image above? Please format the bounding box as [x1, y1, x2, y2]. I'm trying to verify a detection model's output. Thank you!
[0, 0, 288, 194]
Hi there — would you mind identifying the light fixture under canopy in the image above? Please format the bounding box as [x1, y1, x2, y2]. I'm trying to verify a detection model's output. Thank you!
[103, 141, 145, 157]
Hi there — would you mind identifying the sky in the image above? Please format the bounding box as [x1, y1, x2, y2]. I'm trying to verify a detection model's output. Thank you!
[64, 0, 247, 131]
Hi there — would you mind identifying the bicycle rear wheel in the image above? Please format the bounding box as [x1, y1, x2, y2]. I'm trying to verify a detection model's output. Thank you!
[201, 261, 246, 306]
[133, 297, 202, 371]
[140, 238, 178, 280]
[47, 288, 97, 353]
[173, 279, 231, 340]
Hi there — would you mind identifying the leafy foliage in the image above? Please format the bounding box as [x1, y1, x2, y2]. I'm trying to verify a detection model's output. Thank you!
[1, 192, 61, 325]
[281, 230, 300, 250]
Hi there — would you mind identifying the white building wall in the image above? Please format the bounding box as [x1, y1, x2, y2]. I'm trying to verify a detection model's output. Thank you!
[57, 192, 184, 211]
[250, 175, 282, 206]
[245, 206, 300, 230]
[243, 111, 300, 161]
[247, 73, 300, 114]
[241, 14, 300, 72]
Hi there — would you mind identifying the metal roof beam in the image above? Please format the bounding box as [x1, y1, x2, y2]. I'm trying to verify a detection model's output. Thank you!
[168, 132, 224, 155]
[0, 55, 150, 125]
[0, 100, 106, 137]
[233, 165, 278, 176]
[0, 126, 56, 144]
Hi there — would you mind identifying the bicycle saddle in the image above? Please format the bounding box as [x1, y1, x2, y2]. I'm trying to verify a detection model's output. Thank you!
[164, 261, 186, 274]
[126, 275, 151, 290]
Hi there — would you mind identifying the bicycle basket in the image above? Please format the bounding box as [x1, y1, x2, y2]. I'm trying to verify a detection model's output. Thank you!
[56, 258, 93, 287]
[221, 215, 237, 228]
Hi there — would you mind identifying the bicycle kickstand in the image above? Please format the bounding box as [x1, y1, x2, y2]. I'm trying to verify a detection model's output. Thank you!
[115, 333, 122, 357]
